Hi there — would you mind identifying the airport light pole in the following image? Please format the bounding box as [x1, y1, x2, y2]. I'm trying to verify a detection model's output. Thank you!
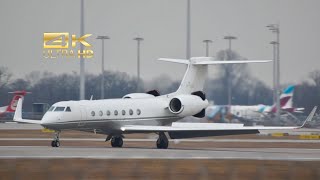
[96, 36, 110, 99]
[270, 41, 278, 109]
[203, 40, 213, 57]
[80, 0, 85, 100]
[186, 0, 191, 59]
[267, 24, 280, 120]
[133, 37, 144, 92]
[224, 36, 237, 106]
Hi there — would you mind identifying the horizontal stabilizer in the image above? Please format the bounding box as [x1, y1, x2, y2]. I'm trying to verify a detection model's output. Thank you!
[194, 60, 272, 65]
[158, 58, 189, 64]
[158, 57, 271, 65]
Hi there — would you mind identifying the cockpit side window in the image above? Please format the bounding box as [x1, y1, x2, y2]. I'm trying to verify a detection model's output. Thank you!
[54, 107, 65, 112]
[65, 107, 71, 112]
[48, 106, 55, 112]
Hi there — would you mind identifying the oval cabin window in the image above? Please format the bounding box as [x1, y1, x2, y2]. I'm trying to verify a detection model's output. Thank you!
[137, 109, 141, 115]
[129, 109, 133, 115]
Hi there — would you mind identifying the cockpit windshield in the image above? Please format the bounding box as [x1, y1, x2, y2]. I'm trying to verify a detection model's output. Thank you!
[54, 107, 65, 112]
[48, 106, 55, 112]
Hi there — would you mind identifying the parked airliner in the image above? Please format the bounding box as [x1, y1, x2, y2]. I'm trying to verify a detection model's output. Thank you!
[206, 85, 305, 122]
[14, 57, 317, 149]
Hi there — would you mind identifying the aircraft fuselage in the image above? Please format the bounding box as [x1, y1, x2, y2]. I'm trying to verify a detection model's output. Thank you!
[41, 96, 182, 134]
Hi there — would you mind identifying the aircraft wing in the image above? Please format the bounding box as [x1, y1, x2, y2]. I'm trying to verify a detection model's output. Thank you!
[13, 98, 42, 124]
[121, 107, 317, 139]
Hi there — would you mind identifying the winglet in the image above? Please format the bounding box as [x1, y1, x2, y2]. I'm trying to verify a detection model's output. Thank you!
[13, 98, 42, 124]
[300, 106, 317, 128]
[13, 98, 23, 121]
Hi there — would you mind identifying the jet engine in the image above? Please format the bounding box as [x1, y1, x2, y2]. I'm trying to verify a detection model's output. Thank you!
[122, 93, 155, 99]
[122, 89, 160, 99]
[168, 94, 208, 117]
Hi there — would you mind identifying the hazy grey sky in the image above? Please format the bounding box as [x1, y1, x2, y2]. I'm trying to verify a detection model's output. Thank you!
[1, 0, 320, 87]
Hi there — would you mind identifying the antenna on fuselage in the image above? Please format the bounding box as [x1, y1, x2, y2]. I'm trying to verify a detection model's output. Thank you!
[90, 95, 93, 100]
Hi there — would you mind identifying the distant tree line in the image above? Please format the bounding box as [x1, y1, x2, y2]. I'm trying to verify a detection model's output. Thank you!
[0, 50, 319, 113]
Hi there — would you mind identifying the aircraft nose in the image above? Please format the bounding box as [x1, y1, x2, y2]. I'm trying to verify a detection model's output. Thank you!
[40, 116, 48, 126]
[40, 113, 51, 126]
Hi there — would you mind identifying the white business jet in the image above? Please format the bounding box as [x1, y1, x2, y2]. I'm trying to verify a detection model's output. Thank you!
[13, 57, 317, 149]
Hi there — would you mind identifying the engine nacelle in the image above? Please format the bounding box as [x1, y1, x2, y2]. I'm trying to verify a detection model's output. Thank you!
[122, 93, 155, 99]
[168, 95, 208, 117]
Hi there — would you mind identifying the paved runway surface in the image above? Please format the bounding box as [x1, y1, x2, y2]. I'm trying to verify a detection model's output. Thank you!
[1, 123, 320, 161]
[0, 123, 42, 130]
[1, 146, 320, 161]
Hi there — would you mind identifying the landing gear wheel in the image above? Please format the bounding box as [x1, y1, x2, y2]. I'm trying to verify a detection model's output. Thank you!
[51, 141, 56, 147]
[51, 131, 61, 147]
[51, 140, 60, 147]
[55, 141, 60, 147]
[111, 136, 123, 147]
[156, 133, 169, 149]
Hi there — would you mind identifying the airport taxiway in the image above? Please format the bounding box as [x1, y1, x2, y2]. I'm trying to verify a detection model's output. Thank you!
[1, 123, 320, 161]
[0, 146, 320, 161]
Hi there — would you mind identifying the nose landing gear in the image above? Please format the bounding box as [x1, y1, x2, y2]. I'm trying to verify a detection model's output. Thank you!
[51, 131, 60, 147]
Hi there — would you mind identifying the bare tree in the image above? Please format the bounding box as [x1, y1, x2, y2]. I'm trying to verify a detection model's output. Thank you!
[144, 75, 180, 95]
[0, 67, 12, 91]
[309, 70, 320, 87]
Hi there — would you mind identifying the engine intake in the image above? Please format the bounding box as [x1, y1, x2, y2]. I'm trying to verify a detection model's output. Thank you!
[169, 98, 183, 113]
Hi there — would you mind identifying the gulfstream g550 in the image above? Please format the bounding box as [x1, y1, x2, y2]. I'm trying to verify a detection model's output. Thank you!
[14, 57, 317, 149]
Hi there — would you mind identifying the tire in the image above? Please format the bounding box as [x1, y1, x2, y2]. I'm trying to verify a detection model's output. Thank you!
[55, 141, 60, 147]
[156, 138, 162, 149]
[51, 141, 56, 147]
[111, 138, 117, 147]
[117, 138, 123, 147]
[156, 138, 168, 149]
[162, 140, 168, 149]
[111, 137, 123, 147]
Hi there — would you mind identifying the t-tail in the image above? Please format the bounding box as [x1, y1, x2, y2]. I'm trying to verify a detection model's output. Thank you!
[158, 57, 272, 95]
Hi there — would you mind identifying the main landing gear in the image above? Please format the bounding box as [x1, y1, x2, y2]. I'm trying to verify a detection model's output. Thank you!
[156, 132, 169, 149]
[106, 133, 169, 149]
[111, 136, 123, 147]
[51, 131, 60, 147]
[106, 135, 124, 148]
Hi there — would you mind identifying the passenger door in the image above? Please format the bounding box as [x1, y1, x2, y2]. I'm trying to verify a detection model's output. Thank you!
[78, 105, 87, 127]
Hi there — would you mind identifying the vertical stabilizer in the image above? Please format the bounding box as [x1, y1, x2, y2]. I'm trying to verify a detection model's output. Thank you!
[176, 63, 208, 94]
[6, 91, 29, 112]
[281, 85, 294, 109]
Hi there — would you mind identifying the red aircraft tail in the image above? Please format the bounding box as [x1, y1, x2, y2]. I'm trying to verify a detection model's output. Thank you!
[5, 91, 30, 112]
